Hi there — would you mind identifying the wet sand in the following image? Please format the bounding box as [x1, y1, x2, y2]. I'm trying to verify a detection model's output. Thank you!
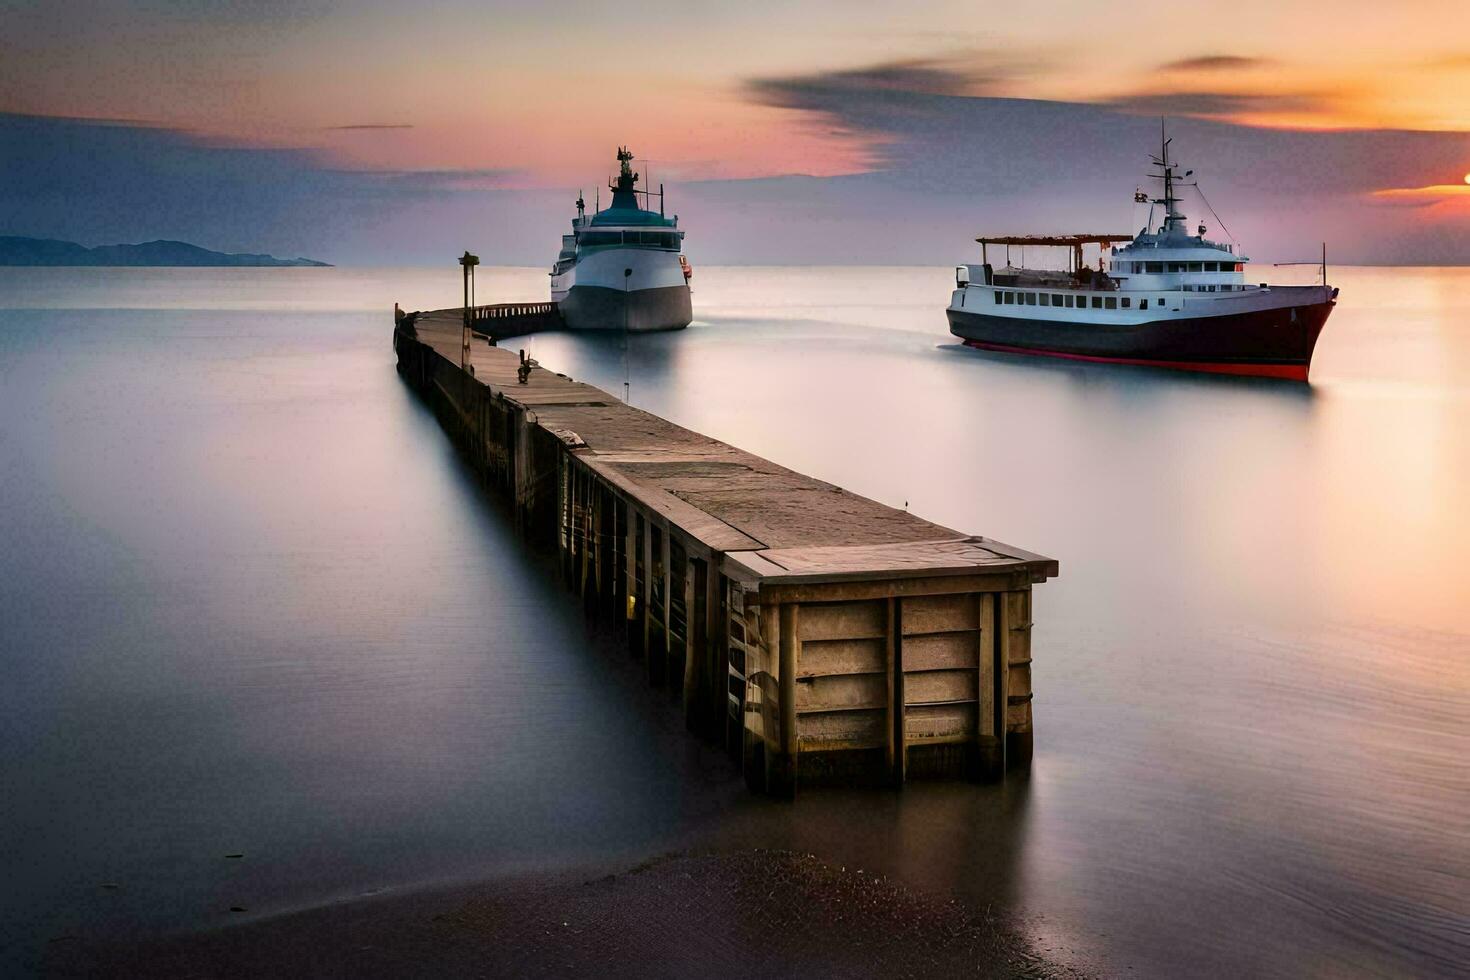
[42, 850, 1083, 978]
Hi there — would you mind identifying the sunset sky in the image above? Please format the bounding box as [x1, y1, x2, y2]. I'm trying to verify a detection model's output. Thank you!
[4, 0, 1468, 264]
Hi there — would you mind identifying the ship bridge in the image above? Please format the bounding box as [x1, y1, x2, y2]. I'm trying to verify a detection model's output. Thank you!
[577, 145, 682, 250]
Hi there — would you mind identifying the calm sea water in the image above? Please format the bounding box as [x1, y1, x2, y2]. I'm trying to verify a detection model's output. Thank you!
[1, 266, 1466, 977]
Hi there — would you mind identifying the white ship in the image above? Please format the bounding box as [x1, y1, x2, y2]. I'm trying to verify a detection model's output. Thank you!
[947, 127, 1337, 380]
[550, 147, 693, 332]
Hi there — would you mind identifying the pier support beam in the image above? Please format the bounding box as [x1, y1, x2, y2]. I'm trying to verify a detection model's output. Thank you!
[770, 603, 799, 798]
[682, 557, 707, 732]
[974, 593, 1004, 782]
[1004, 590, 1035, 772]
[890, 599, 906, 786]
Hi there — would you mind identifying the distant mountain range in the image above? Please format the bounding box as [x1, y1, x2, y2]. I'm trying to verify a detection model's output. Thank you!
[0, 236, 331, 267]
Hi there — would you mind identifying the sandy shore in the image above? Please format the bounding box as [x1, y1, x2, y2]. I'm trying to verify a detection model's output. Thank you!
[42, 849, 1085, 978]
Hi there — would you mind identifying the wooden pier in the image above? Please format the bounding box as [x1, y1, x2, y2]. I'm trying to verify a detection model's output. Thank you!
[393, 305, 1058, 795]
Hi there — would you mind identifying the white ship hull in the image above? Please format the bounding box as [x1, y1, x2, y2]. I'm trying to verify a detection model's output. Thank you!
[551, 245, 691, 332]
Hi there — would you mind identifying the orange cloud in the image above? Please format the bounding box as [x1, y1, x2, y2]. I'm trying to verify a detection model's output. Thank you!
[1372, 184, 1470, 199]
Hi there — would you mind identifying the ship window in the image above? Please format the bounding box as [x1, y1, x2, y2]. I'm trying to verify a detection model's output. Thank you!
[1105, 297, 1117, 309]
[1235, 263, 1244, 272]
[1090, 296, 1102, 309]
[1168, 263, 1184, 273]
[1025, 292, 1036, 305]
[1039, 294, 1049, 306]
[580, 232, 621, 247]
[1140, 299, 1149, 310]
[1121, 297, 1131, 308]
[1188, 262, 1202, 272]
[1146, 262, 1163, 273]
[1004, 291, 1014, 304]
[1159, 297, 1166, 305]
[1063, 295, 1073, 308]
[993, 290, 1003, 304]
[1051, 294, 1062, 306]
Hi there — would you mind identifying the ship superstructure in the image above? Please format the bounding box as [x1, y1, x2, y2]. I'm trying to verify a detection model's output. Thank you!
[551, 147, 693, 332]
[946, 128, 1337, 380]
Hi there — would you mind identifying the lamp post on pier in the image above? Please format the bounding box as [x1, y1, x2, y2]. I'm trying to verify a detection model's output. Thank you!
[459, 251, 479, 374]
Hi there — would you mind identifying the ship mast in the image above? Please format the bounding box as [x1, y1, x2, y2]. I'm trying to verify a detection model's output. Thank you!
[1149, 119, 1189, 235]
[608, 146, 640, 210]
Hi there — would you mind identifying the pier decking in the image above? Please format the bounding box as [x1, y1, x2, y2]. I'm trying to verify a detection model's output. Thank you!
[393, 306, 1057, 794]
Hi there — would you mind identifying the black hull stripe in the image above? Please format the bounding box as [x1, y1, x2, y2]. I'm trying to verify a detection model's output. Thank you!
[947, 301, 1333, 367]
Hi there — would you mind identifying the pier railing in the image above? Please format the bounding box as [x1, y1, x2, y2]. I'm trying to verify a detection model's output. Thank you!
[469, 302, 562, 338]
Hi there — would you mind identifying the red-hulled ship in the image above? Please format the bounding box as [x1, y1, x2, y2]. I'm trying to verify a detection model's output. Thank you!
[946, 130, 1337, 381]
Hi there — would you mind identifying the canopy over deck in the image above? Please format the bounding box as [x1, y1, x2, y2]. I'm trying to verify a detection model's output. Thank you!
[974, 234, 1134, 271]
[974, 234, 1134, 247]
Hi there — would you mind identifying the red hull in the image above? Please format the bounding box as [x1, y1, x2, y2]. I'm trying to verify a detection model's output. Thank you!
[960, 340, 1310, 381]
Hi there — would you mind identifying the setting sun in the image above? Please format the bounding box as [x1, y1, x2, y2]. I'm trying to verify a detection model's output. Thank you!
[1464, 172, 1470, 184]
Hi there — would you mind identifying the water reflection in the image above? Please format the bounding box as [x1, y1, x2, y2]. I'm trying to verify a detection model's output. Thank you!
[511, 265, 1470, 976]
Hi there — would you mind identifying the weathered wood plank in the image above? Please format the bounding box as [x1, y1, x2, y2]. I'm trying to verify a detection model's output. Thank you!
[903, 669, 978, 705]
[746, 573, 1031, 606]
[901, 631, 977, 672]
[798, 709, 886, 746]
[905, 703, 978, 741]
[892, 599, 906, 782]
[884, 597, 897, 777]
[979, 593, 996, 739]
[797, 637, 886, 677]
[901, 593, 980, 634]
[768, 603, 798, 795]
[795, 673, 888, 712]
[797, 600, 887, 642]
